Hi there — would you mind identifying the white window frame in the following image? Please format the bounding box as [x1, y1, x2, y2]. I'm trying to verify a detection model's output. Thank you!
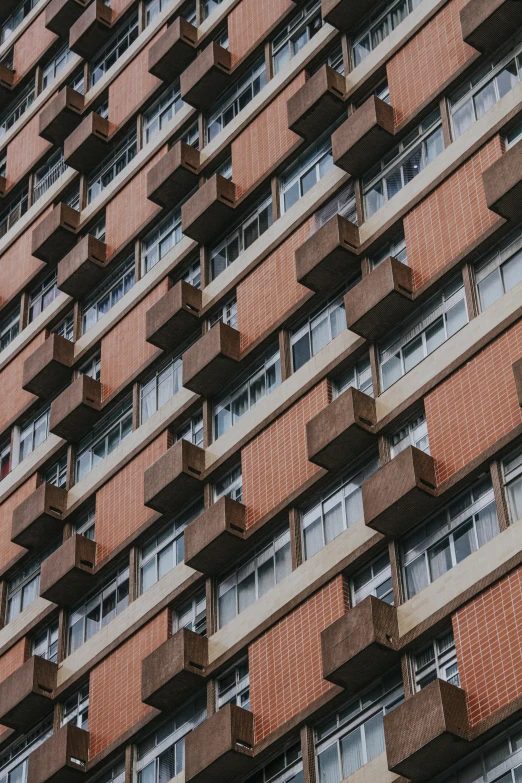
[82, 255, 135, 334]
[475, 228, 522, 312]
[209, 193, 272, 280]
[75, 396, 133, 481]
[350, 551, 393, 607]
[389, 412, 429, 458]
[68, 564, 130, 653]
[414, 630, 459, 691]
[290, 293, 346, 372]
[87, 131, 138, 204]
[271, 0, 322, 75]
[61, 683, 89, 730]
[90, 13, 140, 87]
[175, 589, 207, 635]
[141, 354, 183, 423]
[216, 659, 250, 710]
[141, 208, 183, 274]
[333, 355, 373, 398]
[29, 271, 58, 323]
[142, 81, 184, 145]
[206, 57, 267, 142]
[0, 715, 53, 783]
[31, 620, 59, 663]
[213, 465, 242, 502]
[352, 0, 424, 67]
[280, 132, 333, 214]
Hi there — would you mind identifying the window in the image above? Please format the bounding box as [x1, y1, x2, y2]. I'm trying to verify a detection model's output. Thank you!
[90, 214, 106, 242]
[291, 293, 346, 372]
[216, 660, 250, 710]
[315, 671, 404, 783]
[53, 311, 74, 342]
[352, 0, 424, 66]
[145, 0, 182, 25]
[280, 132, 333, 213]
[302, 458, 380, 560]
[82, 255, 135, 333]
[214, 465, 242, 502]
[507, 120, 522, 148]
[93, 760, 125, 783]
[136, 695, 207, 782]
[43, 453, 67, 488]
[143, 82, 184, 144]
[68, 563, 130, 653]
[31, 620, 59, 662]
[175, 411, 203, 447]
[402, 476, 499, 599]
[175, 589, 207, 635]
[181, 260, 201, 288]
[73, 507, 96, 540]
[141, 208, 183, 274]
[245, 744, 303, 783]
[313, 181, 357, 231]
[141, 354, 183, 423]
[87, 131, 137, 203]
[437, 720, 522, 783]
[202, 0, 223, 19]
[42, 46, 75, 90]
[379, 275, 468, 390]
[207, 57, 266, 142]
[370, 230, 407, 268]
[140, 498, 204, 592]
[209, 194, 272, 280]
[334, 355, 373, 398]
[61, 684, 89, 729]
[18, 404, 51, 463]
[90, 13, 139, 86]
[414, 630, 459, 691]
[75, 395, 132, 481]
[7, 542, 59, 623]
[33, 150, 67, 203]
[0, 439, 11, 481]
[272, 1, 322, 74]
[0, 715, 53, 783]
[214, 346, 281, 438]
[350, 552, 393, 606]
[389, 411, 429, 458]
[0, 84, 35, 137]
[503, 446, 522, 523]
[1, 0, 42, 44]
[182, 122, 199, 149]
[363, 109, 444, 217]
[475, 228, 522, 311]
[29, 271, 58, 323]
[0, 185, 29, 238]
[218, 527, 291, 627]
[0, 306, 20, 352]
[208, 297, 238, 330]
[79, 353, 101, 381]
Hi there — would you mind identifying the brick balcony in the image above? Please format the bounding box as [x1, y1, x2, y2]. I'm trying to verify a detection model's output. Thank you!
[180, 42, 232, 109]
[295, 213, 360, 293]
[148, 17, 198, 82]
[31, 204, 80, 264]
[144, 439, 205, 513]
[147, 141, 201, 208]
[69, 0, 113, 59]
[287, 64, 345, 141]
[27, 724, 89, 783]
[181, 174, 236, 244]
[141, 629, 208, 712]
[64, 112, 110, 173]
[145, 280, 202, 351]
[182, 321, 241, 396]
[39, 87, 85, 146]
[57, 234, 108, 299]
[11, 482, 67, 549]
[332, 95, 395, 177]
[49, 375, 103, 441]
[22, 333, 74, 398]
[184, 496, 247, 575]
[39, 535, 97, 606]
[185, 705, 254, 783]
[0, 656, 57, 731]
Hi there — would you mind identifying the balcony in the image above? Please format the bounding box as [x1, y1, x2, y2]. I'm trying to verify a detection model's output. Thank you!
[344, 257, 414, 341]
[0, 64, 15, 103]
[181, 174, 236, 244]
[182, 321, 241, 396]
[482, 137, 522, 222]
[64, 112, 110, 173]
[141, 629, 208, 712]
[185, 704, 254, 783]
[32, 203, 80, 264]
[461, 0, 522, 52]
[148, 17, 198, 82]
[22, 333, 74, 398]
[384, 679, 470, 779]
[306, 387, 376, 471]
[144, 439, 205, 513]
[39, 88, 85, 146]
[321, 0, 382, 30]
[11, 482, 67, 549]
[147, 141, 200, 208]
[146, 280, 202, 351]
[0, 656, 57, 731]
[45, 0, 90, 37]
[27, 724, 89, 783]
[287, 64, 345, 141]
[49, 375, 102, 441]
[185, 497, 246, 575]
[362, 446, 438, 537]
[57, 234, 108, 299]
[39, 535, 96, 606]
[332, 96, 395, 177]
[321, 597, 399, 695]
[513, 357, 522, 405]
[295, 213, 360, 293]
[69, 0, 113, 59]
[0, 176, 6, 197]
[180, 42, 232, 109]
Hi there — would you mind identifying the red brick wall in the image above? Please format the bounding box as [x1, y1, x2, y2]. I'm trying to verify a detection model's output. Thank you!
[228, 0, 293, 64]
[404, 138, 503, 290]
[237, 221, 311, 351]
[387, 0, 475, 125]
[453, 565, 522, 726]
[242, 382, 329, 527]
[6, 114, 51, 185]
[100, 279, 168, 400]
[231, 74, 306, 198]
[0, 639, 28, 684]
[425, 321, 522, 484]
[249, 576, 349, 742]
[0, 332, 46, 433]
[108, 30, 163, 128]
[88, 611, 169, 756]
[13, 12, 57, 82]
[95, 432, 170, 560]
[0, 209, 49, 304]
[0, 475, 39, 571]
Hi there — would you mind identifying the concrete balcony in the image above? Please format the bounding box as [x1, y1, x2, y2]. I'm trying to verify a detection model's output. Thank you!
[185, 704, 254, 783]
[49, 375, 102, 441]
[182, 321, 241, 396]
[362, 446, 438, 537]
[0, 64, 15, 103]
[11, 482, 67, 549]
[148, 17, 198, 82]
[39, 535, 96, 606]
[181, 174, 236, 244]
[332, 96, 395, 177]
[22, 333, 74, 398]
[144, 439, 205, 513]
[321, 0, 382, 31]
[32, 203, 80, 264]
[147, 141, 200, 208]
[69, 0, 113, 59]
[141, 629, 208, 711]
[27, 724, 89, 783]
[344, 257, 414, 341]
[482, 137, 522, 222]
[39, 87, 84, 146]
[0, 656, 57, 731]
[57, 234, 108, 299]
[287, 64, 345, 141]
[184, 497, 246, 575]
[64, 112, 110, 173]
[322, 597, 399, 695]
[45, 0, 89, 37]
[180, 42, 232, 109]
[295, 213, 360, 293]
[461, 0, 522, 52]
[145, 280, 202, 351]
[306, 387, 377, 471]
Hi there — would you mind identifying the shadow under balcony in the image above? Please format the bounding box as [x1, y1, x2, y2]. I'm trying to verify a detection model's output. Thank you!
[145, 280, 202, 351]
[287, 64, 345, 141]
[148, 17, 198, 82]
[27, 724, 89, 783]
[64, 112, 110, 173]
[144, 439, 205, 513]
[11, 482, 67, 549]
[184, 496, 246, 575]
[49, 375, 102, 442]
[321, 0, 383, 30]
[460, 0, 522, 52]
[482, 136, 522, 222]
[141, 628, 208, 712]
[185, 704, 254, 783]
[39, 534, 96, 606]
[39, 87, 84, 146]
[32, 203, 80, 264]
[181, 174, 236, 245]
[0, 64, 15, 103]
[295, 213, 360, 293]
[57, 234, 108, 299]
[22, 333, 74, 398]
[0, 656, 57, 731]
[45, 0, 90, 37]
[180, 42, 232, 109]
[69, 0, 113, 59]
[147, 141, 200, 208]
[182, 321, 240, 396]
[332, 96, 395, 177]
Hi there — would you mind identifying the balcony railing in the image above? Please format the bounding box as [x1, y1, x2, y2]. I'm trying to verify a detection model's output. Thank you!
[33, 158, 68, 203]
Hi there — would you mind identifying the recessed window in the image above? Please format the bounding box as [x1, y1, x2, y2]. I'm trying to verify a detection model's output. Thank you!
[42, 45, 75, 91]
[31, 620, 59, 663]
[68, 563, 129, 653]
[29, 271, 58, 323]
[206, 57, 266, 143]
[475, 228, 522, 312]
[208, 297, 238, 330]
[175, 589, 207, 635]
[414, 630, 458, 691]
[61, 683, 89, 730]
[370, 230, 407, 269]
[75, 396, 132, 481]
[175, 411, 204, 447]
[334, 355, 373, 398]
[42, 453, 67, 488]
[280, 132, 333, 214]
[87, 131, 137, 204]
[350, 551, 393, 607]
[0, 714, 53, 783]
[503, 446, 522, 523]
[90, 13, 139, 87]
[6, 541, 59, 623]
[213, 464, 242, 503]
[18, 404, 51, 463]
[352, 0, 424, 67]
[143, 82, 184, 145]
[82, 255, 135, 334]
[216, 660, 250, 710]
[0, 305, 20, 352]
[271, 0, 322, 75]
[0, 184, 29, 239]
[141, 208, 183, 274]
[389, 411, 429, 458]
[291, 292, 347, 372]
[209, 194, 272, 280]
[73, 507, 96, 540]
[0, 83, 35, 137]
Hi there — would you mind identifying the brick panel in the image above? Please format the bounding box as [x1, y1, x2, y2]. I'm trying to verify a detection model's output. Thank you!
[425, 321, 522, 484]
[387, 0, 475, 124]
[108, 30, 164, 128]
[249, 576, 349, 742]
[0, 332, 46, 434]
[95, 432, 170, 560]
[231, 73, 305, 198]
[236, 220, 311, 351]
[13, 12, 57, 81]
[100, 278, 169, 400]
[228, 0, 293, 64]
[0, 639, 29, 684]
[6, 114, 51, 185]
[0, 475, 39, 571]
[242, 382, 330, 527]
[88, 611, 169, 756]
[404, 138, 503, 290]
[0, 209, 49, 303]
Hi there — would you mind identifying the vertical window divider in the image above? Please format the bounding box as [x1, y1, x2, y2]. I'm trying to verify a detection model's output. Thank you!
[491, 459, 511, 532]
[289, 507, 303, 570]
[369, 342, 381, 398]
[0, 579, 7, 628]
[300, 724, 317, 783]
[279, 328, 292, 382]
[388, 539, 404, 606]
[206, 678, 216, 719]
[462, 261, 479, 320]
[271, 173, 281, 221]
[20, 290, 30, 331]
[202, 397, 213, 448]
[400, 651, 416, 700]
[132, 381, 141, 430]
[439, 95, 453, 148]
[354, 175, 365, 227]
[57, 607, 68, 668]
[129, 544, 140, 602]
[206, 574, 218, 636]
